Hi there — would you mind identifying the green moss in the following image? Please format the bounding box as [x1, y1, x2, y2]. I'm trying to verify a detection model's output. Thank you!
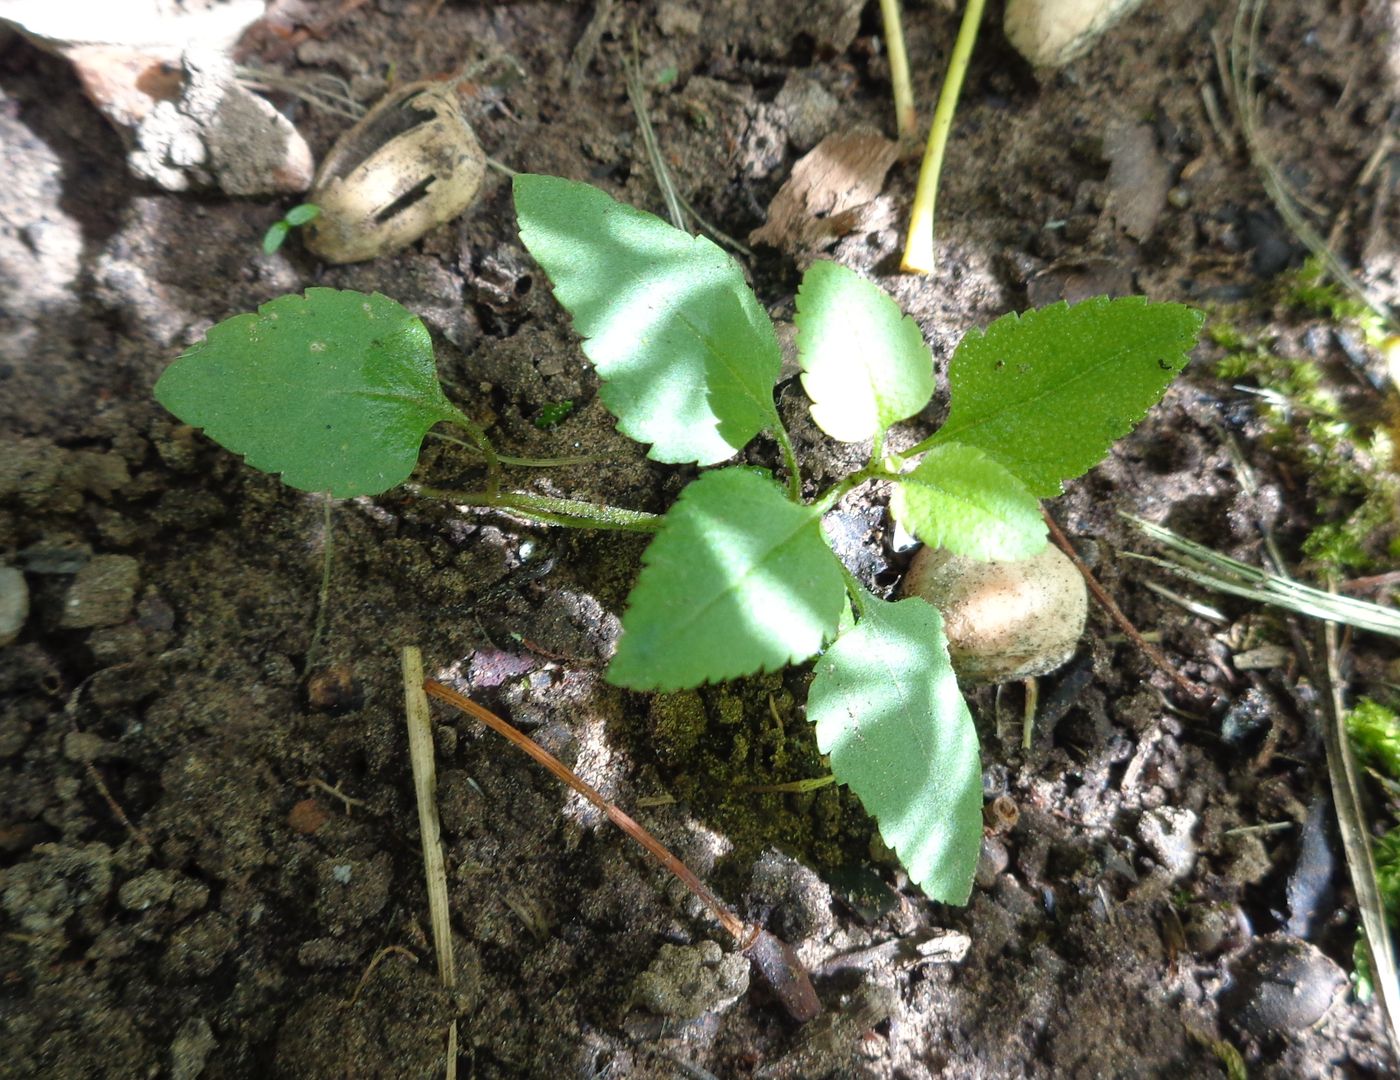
[1280, 255, 1389, 348]
[1302, 483, 1399, 572]
[1348, 697, 1400, 780]
[631, 674, 882, 885]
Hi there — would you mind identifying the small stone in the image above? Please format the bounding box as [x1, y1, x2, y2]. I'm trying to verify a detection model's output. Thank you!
[61, 555, 140, 629]
[976, 837, 1010, 889]
[118, 869, 177, 912]
[305, 664, 364, 714]
[1223, 935, 1344, 1038]
[633, 940, 749, 1020]
[62, 731, 113, 764]
[169, 1017, 217, 1080]
[0, 565, 29, 645]
[18, 537, 91, 574]
[656, 1, 702, 36]
[1004, 0, 1148, 68]
[901, 544, 1088, 683]
[1137, 806, 1198, 879]
[774, 75, 839, 151]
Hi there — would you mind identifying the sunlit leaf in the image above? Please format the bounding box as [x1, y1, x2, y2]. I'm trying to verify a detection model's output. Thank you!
[795, 260, 934, 442]
[515, 174, 782, 465]
[607, 468, 846, 690]
[809, 592, 982, 904]
[891, 442, 1046, 561]
[928, 297, 1204, 496]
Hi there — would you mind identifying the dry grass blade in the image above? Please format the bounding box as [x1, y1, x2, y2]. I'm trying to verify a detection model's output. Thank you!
[401, 647, 459, 1080]
[1320, 620, 1400, 1057]
[1123, 514, 1400, 641]
[1126, 515, 1400, 1050]
[1218, 0, 1395, 332]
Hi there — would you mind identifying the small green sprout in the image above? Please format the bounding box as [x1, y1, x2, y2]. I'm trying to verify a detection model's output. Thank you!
[262, 203, 322, 255]
[533, 400, 575, 429]
[156, 175, 1203, 903]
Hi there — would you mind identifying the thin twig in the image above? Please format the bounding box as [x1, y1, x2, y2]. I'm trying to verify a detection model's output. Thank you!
[345, 945, 419, 1008]
[307, 495, 334, 670]
[1042, 509, 1208, 702]
[84, 762, 154, 851]
[424, 679, 744, 939]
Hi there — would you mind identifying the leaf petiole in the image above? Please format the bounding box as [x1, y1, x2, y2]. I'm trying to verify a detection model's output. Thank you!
[418, 486, 663, 534]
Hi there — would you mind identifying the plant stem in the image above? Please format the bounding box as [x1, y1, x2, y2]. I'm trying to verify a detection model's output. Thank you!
[837, 561, 870, 620]
[900, 0, 986, 275]
[420, 486, 663, 533]
[878, 0, 917, 140]
[445, 409, 501, 496]
[811, 461, 889, 516]
[771, 420, 804, 502]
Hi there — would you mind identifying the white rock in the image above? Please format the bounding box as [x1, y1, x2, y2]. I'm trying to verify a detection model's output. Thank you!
[1004, 0, 1148, 68]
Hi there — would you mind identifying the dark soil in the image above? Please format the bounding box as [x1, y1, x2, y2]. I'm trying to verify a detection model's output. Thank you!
[3, 1, 1400, 1077]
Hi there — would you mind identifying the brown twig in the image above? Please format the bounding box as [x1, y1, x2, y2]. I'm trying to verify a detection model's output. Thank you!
[344, 945, 419, 1009]
[425, 679, 743, 938]
[84, 762, 154, 852]
[423, 679, 822, 1021]
[1042, 509, 1209, 703]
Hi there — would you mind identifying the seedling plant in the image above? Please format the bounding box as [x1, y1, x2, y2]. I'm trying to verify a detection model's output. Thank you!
[156, 174, 1203, 903]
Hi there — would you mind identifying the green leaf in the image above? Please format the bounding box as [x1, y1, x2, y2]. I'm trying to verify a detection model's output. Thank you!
[514, 174, 782, 465]
[607, 468, 846, 690]
[155, 288, 462, 498]
[809, 593, 982, 904]
[928, 297, 1204, 497]
[284, 203, 322, 227]
[891, 443, 1047, 561]
[795, 260, 934, 442]
[262, 220, 290, 255]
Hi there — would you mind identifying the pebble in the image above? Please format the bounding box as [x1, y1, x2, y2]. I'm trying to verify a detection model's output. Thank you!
[169, 1018, 217, 1080]
[61, 555, 140, 629]
[1222, 935, 1344, 1038]
[1004, 0, 1148, 68]
[1137, 806, 1198, 879]
[633, 940, 749, 1020]
[975, 836, 1010, 889]
[0, 565, 28, 645]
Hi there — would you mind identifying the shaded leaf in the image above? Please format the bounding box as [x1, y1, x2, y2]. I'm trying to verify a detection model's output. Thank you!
[809, 593, 982, 904]
[929, 297, 1204, 496]
[891, 443, 1046, 561]
[607, 468, 846, 690]
[155, 288, 461, 497]
[795, 260, 934, 442]
[515, 174, 782, 465]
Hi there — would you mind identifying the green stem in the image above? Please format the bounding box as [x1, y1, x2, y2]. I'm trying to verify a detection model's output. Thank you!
[878, 0, 917, 140]
[419, 487, 663, 534]
[837, 560, 870, 620]
[445, 410, 501, 497]
[900, 0, 986, 275]
[903, 430, 941, 459]
[811, 461, 890, 516]
[771, 420, 804, 502]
